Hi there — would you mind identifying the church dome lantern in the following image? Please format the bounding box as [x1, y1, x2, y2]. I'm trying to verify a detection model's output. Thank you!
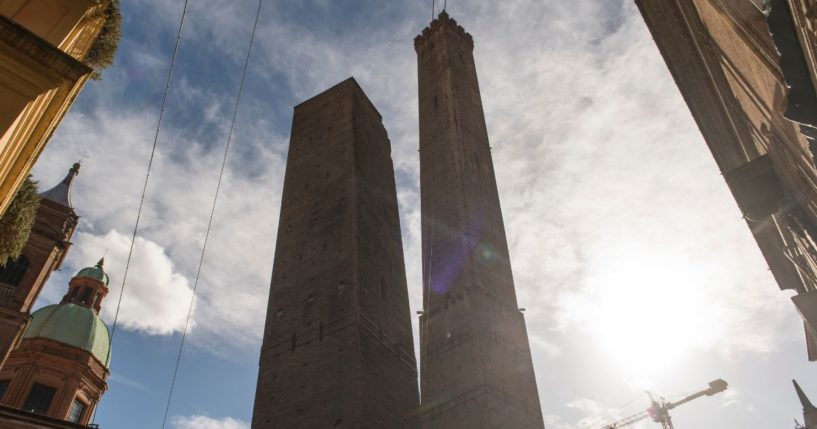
[62, 258, 110, 313]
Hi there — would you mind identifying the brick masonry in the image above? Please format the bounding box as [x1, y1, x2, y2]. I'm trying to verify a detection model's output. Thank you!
[251, 78, 420, 429]
[415, 12, 545, 428]
[0, 166, 78, 370]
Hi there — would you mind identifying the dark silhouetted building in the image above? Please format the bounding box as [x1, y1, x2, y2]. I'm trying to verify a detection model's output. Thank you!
[251, 79, 420, 428]
[635, 0, 817, 361]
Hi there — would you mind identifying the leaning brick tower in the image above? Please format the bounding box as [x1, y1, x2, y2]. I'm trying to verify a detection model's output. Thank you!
[415, 12, 545, 428]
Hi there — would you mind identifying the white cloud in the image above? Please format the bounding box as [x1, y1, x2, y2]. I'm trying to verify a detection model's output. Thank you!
[33, 75, 285, 353]
[70, 230, 194, 336]
[567, 398, 617, 428]
[109, 372, 149, 392]
[720, 388, 742, 409]
[172, 415, 249, 429]
[543, 414, 574, 429]
[450, 0, 797, 372]
[529, 332, 563, 359]
[543, 397, 650, 429]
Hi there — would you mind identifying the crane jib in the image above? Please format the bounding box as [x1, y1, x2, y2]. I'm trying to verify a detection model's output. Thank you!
[600, 379, 728, 429]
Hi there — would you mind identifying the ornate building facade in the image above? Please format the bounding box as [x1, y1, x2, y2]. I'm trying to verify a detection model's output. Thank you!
[0, 259, 111, 426]
[0, 163, 79, 369]
[0, 161, 111, 428]
[0, 260, 111, 428]
[0, 0, 119, 216]
[415, 12, 544, 428]
[635, 0, 817, 360]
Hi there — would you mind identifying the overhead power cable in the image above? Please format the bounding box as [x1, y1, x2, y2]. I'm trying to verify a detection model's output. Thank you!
[109, 0, 190, 343]
[94, 0, 190, 425]
[159, 1, 264, 428]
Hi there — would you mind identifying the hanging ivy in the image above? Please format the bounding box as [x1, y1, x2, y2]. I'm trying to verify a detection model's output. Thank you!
[84, 0, 122, 79]
[0, 177, 40, 265]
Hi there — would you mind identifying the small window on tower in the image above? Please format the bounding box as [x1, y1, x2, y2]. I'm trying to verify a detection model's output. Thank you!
[304, 295, 315, 320]
[79, 287, 92, 305]
[0, 380, 9, 400]
[23, 383, 56, 415]
[66, 398, 86, 423]
[0, 255, 29, 288]
[67, 286, 79, 303]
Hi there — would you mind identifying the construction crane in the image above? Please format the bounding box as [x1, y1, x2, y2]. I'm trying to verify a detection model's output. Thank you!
[600, 379, 728, 429]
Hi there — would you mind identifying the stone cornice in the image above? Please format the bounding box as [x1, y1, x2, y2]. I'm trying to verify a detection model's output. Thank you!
[0, 404, 89, 428]
[0, 16, 91, 82]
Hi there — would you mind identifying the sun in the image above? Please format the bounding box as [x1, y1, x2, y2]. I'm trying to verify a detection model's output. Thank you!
[580, 247, 720, 378]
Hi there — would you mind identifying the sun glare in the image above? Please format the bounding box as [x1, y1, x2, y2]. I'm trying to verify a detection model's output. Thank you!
[583, 248, 720, 378]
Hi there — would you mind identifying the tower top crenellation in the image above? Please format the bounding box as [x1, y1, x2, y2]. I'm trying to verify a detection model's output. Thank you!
[414, 11, 474, 52]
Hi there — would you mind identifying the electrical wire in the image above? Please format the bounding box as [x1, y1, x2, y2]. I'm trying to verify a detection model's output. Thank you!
[159, 1, 264, 428]
[108, 0, 189, 344]
[92, 0, 190, 425]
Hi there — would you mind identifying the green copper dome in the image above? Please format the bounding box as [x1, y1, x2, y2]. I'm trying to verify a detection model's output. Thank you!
[24, 304, 111, 367]
[76, 259, 109, 285]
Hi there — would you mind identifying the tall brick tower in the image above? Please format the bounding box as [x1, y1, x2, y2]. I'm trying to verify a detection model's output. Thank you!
[0, 163, 80, 369]
[251, 78, 419, 428]
[415, 12, 544, 428]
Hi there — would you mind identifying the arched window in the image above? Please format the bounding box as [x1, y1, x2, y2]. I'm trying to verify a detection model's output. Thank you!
[0, 255, 29, 288]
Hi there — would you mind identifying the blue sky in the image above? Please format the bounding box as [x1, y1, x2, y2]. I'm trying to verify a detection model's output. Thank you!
[26, 0, 817, 428]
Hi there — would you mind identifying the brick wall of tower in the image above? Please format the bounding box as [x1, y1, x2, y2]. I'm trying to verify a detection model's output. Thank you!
[415, 13, 544, 428]
[251, 78, 419, 429]
[0, 197, 76, 370]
